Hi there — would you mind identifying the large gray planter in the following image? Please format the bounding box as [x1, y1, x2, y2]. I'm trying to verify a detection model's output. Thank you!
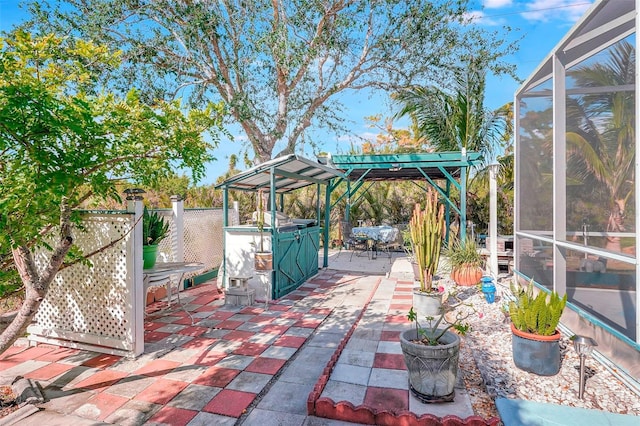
[399, 328, 460, 403]
[511, 323, 561, 376]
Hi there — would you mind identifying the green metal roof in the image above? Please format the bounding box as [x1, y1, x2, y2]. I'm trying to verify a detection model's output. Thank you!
[215, 154, 346, 193]
[329, 151, 481, 181]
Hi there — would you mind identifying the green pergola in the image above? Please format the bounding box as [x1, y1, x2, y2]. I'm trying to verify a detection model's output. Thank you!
[322, 151, 480, 267]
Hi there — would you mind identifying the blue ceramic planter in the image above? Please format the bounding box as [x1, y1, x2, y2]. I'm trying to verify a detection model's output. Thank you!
[480, 276, 496, 304]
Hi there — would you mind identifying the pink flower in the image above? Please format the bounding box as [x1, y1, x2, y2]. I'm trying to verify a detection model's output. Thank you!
[438, 286, 445, 293]
[478, 312, 484, 319]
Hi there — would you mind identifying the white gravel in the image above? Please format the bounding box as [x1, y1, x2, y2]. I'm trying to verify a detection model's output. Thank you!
[440, 274, 640, 417]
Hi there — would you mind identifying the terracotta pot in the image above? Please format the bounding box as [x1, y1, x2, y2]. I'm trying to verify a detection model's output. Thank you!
[451, 264, 483, 286]
[510, 323, 562, 376]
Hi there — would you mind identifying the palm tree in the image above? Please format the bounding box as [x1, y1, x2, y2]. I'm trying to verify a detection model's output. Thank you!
[393, 59, 509, 170]
[565, 40, 635, 253]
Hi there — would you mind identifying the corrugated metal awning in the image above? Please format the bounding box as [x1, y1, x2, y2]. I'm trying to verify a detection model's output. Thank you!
[215, 154, 346, 193]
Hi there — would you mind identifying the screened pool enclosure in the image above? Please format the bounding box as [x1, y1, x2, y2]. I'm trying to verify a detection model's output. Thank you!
[514, 0, 639, 385]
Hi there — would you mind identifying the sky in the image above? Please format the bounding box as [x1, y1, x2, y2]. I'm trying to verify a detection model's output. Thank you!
[0, 0, 596, 185]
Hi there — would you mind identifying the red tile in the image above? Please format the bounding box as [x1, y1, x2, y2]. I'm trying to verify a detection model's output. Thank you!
[389, 303, 412, 311]
[284, 294, 305, 301]
[5, 346, 55, 362]
[134, 378, 188, 405]
[203, 389, 256, 417]
[261, 325, 289, 335]
[35, 347, 80, 362]
[180, 337, 217, 350]
[148, 406, 198, 426]
[215, 319, 243, 330]
[144, 331, 171, 342]
[267, 305, 290, 312]
[224, 330, 255, 341]
[380, 331, 400, 342]
[192, 366, 240, 387]
[248, 315, 272, 325]
[191, 294, 220, 305]
[74, 370, 128, 391]
[0, 359, 18, 371]
[273, 335, 306, 348]
[82, 354, 122, 369]
[309, 308, 332, 315]
[232, 342, 269, 356]
[373, 353, 407, 370]
[240, 307, 264, 315]
[133, 359, 181, 377]
[0, 345, 23, 360]
[280, 311, 304, 319]
[174, 316, 196, 325]
[194, 304, 218, 312]
[245, 357, 286, 375]
[393, 294, 413, 300]
[384, 314, 408, 324]
[24, 362, 75, 380]
[363, 386, 408, 413]
[86, 392, 128, 421]
[189, 349, 227, 367]
[177, 325, 208, 337]
[293, 319, 322, 328]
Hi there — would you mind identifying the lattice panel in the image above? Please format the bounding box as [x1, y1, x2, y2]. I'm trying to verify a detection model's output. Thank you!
[34, 213, 134, 345]
[183, 208, 224, 273]
[156, 209, 175, 262]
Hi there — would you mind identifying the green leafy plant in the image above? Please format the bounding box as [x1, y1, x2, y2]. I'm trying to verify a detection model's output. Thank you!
[143, 207, 170, 246]
[509, 279, 567, 336]
[407, 291, 473, 346]
[409, 188, 445, 292]
[444, 236, 483, 270]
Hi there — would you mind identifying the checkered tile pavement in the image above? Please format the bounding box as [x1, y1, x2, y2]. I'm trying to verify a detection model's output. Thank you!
[0, 271, 348, 425]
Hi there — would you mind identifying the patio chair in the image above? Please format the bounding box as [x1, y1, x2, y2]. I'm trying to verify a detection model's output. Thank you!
[338, 221, 370, 261]
[377, 225, 404, 262]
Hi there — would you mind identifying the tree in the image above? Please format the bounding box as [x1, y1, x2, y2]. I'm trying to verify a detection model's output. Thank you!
[0, 31, 227, 354]
[565, 40, 635, 253]
[393, 58, 510, 168]
[25, 0, 517, 163]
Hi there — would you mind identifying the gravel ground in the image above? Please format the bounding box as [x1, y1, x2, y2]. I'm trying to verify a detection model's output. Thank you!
[446, 275, 640, 419]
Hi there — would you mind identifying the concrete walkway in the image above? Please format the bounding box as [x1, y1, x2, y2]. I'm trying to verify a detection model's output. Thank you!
[1, 253, 487, 425]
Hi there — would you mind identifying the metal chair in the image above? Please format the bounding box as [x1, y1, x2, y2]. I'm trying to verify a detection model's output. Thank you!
[339, 221, 370, 261]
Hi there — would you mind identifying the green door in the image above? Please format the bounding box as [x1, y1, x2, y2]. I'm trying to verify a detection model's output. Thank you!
[273, 227, 319, 298]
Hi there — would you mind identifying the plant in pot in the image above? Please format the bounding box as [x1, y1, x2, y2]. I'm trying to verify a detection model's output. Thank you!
[408, 188, 445, 317]
[400, 292, 473, 403]
[444, 236, 484, 286]
[142, 207, 170, 269]
[254, 189, 273, 271]
[508, 279, 567, 376]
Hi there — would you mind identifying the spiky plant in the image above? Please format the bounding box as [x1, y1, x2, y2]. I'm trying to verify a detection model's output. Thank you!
[509, 279, 567, 336]
[409, 188, 445, 292]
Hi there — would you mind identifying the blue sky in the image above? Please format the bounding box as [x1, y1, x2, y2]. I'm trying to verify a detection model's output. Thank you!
[0, 0, 595, 184]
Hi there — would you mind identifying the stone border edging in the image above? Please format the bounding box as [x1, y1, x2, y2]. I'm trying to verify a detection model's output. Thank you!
[306, 275, 501, 426]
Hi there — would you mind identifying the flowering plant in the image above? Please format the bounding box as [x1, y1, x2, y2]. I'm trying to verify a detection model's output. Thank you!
[407, 290, 474, 346]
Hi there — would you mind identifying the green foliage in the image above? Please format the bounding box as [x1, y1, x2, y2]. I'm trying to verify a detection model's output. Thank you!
[444, 236, 483, 269]
[509, 279, 567, 336]
[28, 0, 518, 162]
[143, 208, 170, 246]
[409, 189, 445, 292]
[407, 292, 473, 346]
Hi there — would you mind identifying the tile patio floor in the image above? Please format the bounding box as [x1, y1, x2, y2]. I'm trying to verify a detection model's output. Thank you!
[0, 255, 488, 425]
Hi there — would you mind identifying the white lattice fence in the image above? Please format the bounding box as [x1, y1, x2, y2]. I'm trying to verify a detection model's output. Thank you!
[28, 211, 140, 356]
[183, 208, 223, 272]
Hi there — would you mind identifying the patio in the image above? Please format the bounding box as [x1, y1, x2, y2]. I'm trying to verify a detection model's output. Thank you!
[1, 252, 638, 425]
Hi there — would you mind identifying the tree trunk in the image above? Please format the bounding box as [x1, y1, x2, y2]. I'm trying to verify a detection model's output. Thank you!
[0, 209, 74, 355]
[605, 199, 625, 253]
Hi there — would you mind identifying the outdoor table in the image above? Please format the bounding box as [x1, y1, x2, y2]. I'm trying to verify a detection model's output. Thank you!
[144, 262, 204, 325]
[351, 225, 399, 259]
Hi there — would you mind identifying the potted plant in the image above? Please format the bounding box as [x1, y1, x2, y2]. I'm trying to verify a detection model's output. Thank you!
[142, 207, 170, 269]
[444, 236, 484, 286]
[408, 188, 445, 317]
[400, 293, 472, 403]
[254, 189, 273, 271]
[508, 279, 567, 376]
